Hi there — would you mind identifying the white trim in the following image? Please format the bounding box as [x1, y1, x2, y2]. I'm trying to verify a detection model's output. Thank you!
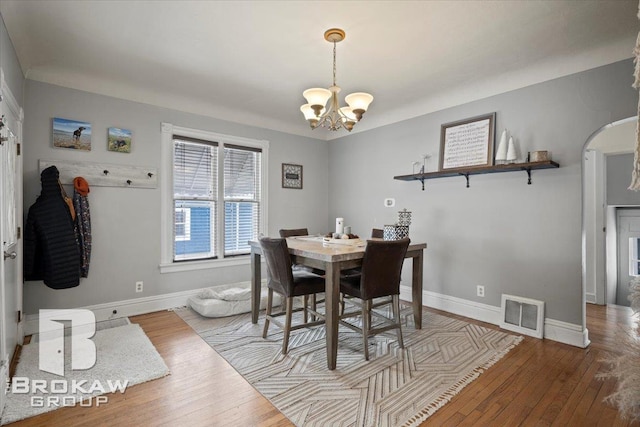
[0, 69, 22, 122]
[0, 363, 6, 415]
[23, 293, 191, 335]
[400, 285, 589, 348]
[24, 281, 247, 336]
[544, 318, 590, 348]
[159, 123, 269, 273]
[400, 286, 502, 325]
[159, 254, 258, 274]
[585, 293, 597, 304]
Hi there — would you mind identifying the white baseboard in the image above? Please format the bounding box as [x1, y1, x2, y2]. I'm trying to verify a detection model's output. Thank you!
[23, 281, 259, 336]
[585, 292, 596, 304]
[24, 283, 588, 348]
[0, 363, 6, 416]
[400, 285, 589, 348]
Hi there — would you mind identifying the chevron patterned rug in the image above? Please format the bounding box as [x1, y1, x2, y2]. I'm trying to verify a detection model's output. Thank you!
[177, 304, 522, 426]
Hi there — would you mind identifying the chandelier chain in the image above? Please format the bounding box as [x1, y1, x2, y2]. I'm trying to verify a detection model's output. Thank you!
[332, 41, 337, 86]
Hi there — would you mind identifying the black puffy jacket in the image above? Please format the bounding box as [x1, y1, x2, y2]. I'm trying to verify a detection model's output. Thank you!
[24, 165, 80, 289]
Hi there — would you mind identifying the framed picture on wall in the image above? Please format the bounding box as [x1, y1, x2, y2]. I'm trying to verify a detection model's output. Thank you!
[52, 117, 92, 151]
[107, 127, 132, 153]
[439, 113, 496, 170]
[282, 163, 303, 189]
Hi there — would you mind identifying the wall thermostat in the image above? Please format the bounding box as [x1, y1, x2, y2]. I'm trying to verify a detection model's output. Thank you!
[384, 198, 395, 207]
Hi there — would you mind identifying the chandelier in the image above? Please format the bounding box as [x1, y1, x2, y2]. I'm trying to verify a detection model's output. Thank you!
[300, 28, 373, 132]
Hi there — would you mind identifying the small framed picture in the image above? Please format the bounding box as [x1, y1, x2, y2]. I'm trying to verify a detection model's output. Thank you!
[282, 163, 303, 189]
[108, 127, 132, 153]
[439, 113, 496, 170]
[52, 117, 91, 151]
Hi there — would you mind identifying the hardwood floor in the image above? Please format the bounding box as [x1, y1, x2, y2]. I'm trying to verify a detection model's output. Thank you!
[6, 304, 640, 426]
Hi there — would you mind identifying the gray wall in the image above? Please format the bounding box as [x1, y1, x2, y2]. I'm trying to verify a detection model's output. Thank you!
[22, 80, 329, 315]
[607, 153, 640, 206]
[328, 59, 636, 326]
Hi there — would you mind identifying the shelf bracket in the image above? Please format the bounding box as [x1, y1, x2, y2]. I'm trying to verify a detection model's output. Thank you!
[525, 168, 532, 185]
[420, 176, 425, 191]
[459, 173, 470, 188]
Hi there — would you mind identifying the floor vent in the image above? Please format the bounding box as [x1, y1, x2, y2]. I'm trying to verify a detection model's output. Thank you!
[500, 294, 544, 338]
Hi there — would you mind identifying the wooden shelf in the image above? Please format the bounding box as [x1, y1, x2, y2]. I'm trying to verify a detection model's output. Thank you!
[393, 160, 560, 190]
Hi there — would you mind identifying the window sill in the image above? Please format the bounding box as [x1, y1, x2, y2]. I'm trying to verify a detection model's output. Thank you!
[159, 255, 257, 274]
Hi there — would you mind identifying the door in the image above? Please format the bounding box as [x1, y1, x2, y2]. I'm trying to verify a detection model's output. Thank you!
[616, 209, 640, 306]
[0, 74, 23, 413]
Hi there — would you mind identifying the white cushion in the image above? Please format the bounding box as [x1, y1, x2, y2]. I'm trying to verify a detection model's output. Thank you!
[197, 287, 252, 301]
[189, 288, 280, 318]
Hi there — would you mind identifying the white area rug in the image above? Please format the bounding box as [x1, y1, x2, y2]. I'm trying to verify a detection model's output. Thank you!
[178, 304, 523, 426]
[1, 323, 170, 425]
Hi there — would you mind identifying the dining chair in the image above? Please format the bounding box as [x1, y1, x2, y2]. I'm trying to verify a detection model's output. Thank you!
[278, 228, 310, 238]
[279, 228, 325, 321]
[339, 237, 410, 360]
[339, 228, 387, 312]
[259, 237, 326, 354]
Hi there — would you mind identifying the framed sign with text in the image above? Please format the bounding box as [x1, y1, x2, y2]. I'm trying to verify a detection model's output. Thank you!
[282, 163, 303, 189]
[439, 113, 496, 170]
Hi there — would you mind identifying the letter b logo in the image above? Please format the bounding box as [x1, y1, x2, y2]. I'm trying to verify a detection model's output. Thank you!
[39, 309, 96, 376]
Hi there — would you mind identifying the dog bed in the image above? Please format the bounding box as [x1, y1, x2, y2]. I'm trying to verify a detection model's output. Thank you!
[188, 286, 280, 318]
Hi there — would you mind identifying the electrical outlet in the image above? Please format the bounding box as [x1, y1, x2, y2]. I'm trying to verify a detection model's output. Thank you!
[477, 285, 485, 297]
[135, 281, 143, 293]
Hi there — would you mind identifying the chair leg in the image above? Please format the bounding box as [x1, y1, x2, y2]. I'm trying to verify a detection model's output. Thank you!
[282, 297, 294, 355]
[303, 295, 309, 323]
[340, 293, 345, 316]
[311, 294, 317, 322]
[392, 295, 404, 349]
[363, 299, 371, 360]
[262, 288, 273, 338]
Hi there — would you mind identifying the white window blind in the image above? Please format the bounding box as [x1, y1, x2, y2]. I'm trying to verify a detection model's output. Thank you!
[224, 144, 262, 256]
[173, 136, 217, 261]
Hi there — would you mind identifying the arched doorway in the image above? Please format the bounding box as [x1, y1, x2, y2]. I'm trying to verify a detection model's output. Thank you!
[582, 116, 636, 309]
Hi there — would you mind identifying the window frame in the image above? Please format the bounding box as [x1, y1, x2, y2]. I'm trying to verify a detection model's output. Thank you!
[174, 207, 191, 242]
[160, 123, 269, 273]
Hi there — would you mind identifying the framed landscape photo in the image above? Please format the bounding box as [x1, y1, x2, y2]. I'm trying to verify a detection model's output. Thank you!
[439, 113, 496, 170]
[282, 163, 303, 189]
[52, 117, 92, 151]
[107, 127, 132, 153]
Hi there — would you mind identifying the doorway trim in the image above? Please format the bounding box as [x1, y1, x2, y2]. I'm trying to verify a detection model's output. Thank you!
[581, 115, 637, 333]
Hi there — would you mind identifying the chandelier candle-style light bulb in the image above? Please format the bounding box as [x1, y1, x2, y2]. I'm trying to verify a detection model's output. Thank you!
[300, 28, 373, 132]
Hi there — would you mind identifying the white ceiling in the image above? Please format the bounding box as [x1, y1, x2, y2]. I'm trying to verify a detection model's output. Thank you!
[1, 1, 637, 140]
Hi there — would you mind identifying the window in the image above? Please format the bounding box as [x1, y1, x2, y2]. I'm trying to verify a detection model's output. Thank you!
[160, 123, 268, 272]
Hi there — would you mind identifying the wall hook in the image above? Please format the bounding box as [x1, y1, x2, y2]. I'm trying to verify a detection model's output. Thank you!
[103, 170, 109, 175]
[126, 180, 132, 185]
[147, 172, 154, 178]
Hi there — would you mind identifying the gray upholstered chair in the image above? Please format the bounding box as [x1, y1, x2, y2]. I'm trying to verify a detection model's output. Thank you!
[371, 228, 384, 238]
[339, 238, 410, 360]
[279, 228, 324, 321]
[279, 228, 310, 238]
[260, 237, 325, 354]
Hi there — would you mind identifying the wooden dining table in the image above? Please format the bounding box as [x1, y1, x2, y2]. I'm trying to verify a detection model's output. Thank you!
[249, 236, 427, 370]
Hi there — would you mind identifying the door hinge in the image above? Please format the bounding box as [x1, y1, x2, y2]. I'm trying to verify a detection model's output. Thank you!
[16, 226, 20, 239]
[16, 143, 20, 156]
[16, 310, 21, 323]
